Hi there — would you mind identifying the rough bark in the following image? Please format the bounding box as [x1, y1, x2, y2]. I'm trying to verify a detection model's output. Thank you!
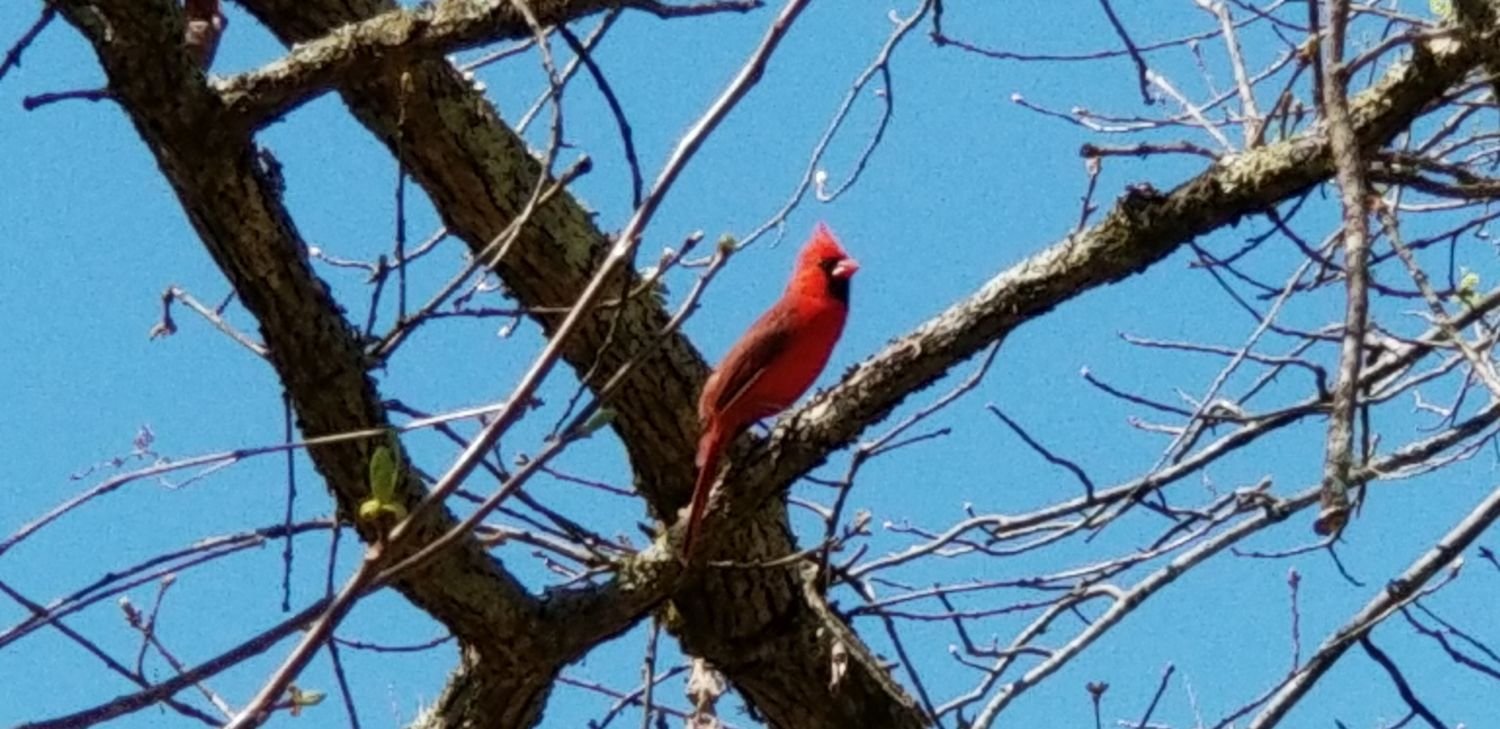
[236, 1, 928, 726]
[45, 0, 1500, 726]
[233, 0, 707, 512]
[715, 21, 1494, 534]
[216, 0, 624, 124]
[50, 1, 589, 726]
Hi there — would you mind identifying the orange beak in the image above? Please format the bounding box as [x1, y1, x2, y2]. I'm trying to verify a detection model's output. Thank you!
[832, 257, 860, 279]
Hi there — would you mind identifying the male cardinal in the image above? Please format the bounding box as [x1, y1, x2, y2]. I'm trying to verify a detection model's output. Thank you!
[683, 223, 859, 559]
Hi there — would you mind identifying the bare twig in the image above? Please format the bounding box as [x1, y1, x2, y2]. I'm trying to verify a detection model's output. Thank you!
[21, 87, 111, 110]
[0, 521, 332, 652]
[280, 395, 296, 613]
[1197, 0, 1263, 143]
[0, 403, 514, 559]
[149, 286, 268, 358]
[1315, 0, 1374, 537]
[638, 619, 661, 729]
[0, 6, 56, 85]
[223, 2, 815, 723]
[1379, 198, 1500, 397]
[740, 0, 933, 248]
[557, 17, 641, 207]
[1249, 479, 1500, 727]
[988, 405, 1097, 501]
[1359, 636, 1446, 729]
[1095, 0, 1154, 104]
[0, 579, 219, 726]
[120, 582, 236, 718]
[325, 639, 363, 729]
[18, 597, 333, 729]
[1135, 664, 1176, 729]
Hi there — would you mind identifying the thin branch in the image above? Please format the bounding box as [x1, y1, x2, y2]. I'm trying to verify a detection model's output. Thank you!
[0, 402, 517, 559]
[1359, 636, 1446, 729]
[21, 87, 110, 110]
[1379, 197, 1500, 397]
[0, 5, 57, 85]
[149, 286, 268, 357]
[740, 0, 933, 248]
[120, 584, 236, 719]
[638, 619, 661, 729]
[223, 1, 814, 723]
[0, 579, 219, 726]
[325, 639, 363, 729]
[1249, 478, 1500, 727]
[965, 390, 1500, 726]
[1314, 0, 1373, 536]
[280, 395, 296, 613]
[18, 597, 332, 729]
[988, 405, 1097, 501]
[1095, 0, 1154, 104]
[557, 17, 641, 208]
[1135, 664, 1176, 728]
[0, 521, 333, 652]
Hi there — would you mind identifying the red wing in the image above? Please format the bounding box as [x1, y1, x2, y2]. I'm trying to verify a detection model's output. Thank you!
[701, 309, 792, 422]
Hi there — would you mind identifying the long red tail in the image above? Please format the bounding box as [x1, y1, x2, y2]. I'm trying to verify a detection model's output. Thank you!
[683, 422, 726, 560]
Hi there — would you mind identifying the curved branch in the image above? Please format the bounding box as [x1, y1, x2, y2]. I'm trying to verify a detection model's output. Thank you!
[216, 0, 760, 127]
[1248, 478, 1500, 727]
[714, 20, 1494, 540]
[46, 0, 575, 725]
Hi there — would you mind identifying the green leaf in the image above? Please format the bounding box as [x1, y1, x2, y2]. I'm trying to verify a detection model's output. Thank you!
[287, 686, 325, 717]
[1431, 0, 1454, 20]
[577, 407, 617, 438]
[358, 498, 384, 522]
[1458, 268, 1481, 308]
[359, 444, 406, 525]
[369, 445, 398, 503]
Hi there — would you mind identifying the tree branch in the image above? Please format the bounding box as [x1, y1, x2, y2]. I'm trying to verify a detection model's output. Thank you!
[714, 15, 1494, 545]
[1313, 0, 1371, 537]
[1248, 478, 1500, 727]
[231, 0, 931, 726]
[45, 0, 1500, 726]
[48, 0, 578, 725]
[216, 0, 760, 128]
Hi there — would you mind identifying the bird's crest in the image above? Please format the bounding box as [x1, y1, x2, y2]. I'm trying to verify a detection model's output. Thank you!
[798, 222, 850, 270]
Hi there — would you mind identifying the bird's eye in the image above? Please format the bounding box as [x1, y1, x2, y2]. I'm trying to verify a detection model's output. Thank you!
[818, 257, 841, 274]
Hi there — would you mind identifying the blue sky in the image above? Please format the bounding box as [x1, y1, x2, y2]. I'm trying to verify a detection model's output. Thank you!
[3, 0, 1496, 727]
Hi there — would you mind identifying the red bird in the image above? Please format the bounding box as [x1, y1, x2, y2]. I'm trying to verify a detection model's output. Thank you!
[683, 223, 859, 559]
